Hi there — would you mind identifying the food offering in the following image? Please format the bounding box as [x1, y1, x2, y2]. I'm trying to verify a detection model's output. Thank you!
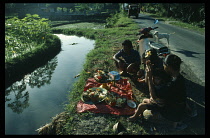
[94, 69, 109, 83]
[81, 87, 107, 104]
[104, 93, 117, 106]
[104, 92, 127, 107]
[115, 97, 127, 107]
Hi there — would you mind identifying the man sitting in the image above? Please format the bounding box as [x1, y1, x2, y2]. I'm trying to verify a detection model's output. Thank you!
[113, 40, 141, 76]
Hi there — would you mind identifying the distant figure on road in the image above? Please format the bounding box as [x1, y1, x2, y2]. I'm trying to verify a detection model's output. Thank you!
[113, 40, 141, 76]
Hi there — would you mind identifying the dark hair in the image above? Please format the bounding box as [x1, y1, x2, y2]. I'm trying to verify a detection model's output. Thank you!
[122, 40, 133, 48]
[164, 54, 182, 71]
[152, 68, 171, 82]
[142, 52, 146, 59]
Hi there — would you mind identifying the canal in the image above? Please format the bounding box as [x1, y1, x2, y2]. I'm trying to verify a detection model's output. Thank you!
[5, 34, 95, 135]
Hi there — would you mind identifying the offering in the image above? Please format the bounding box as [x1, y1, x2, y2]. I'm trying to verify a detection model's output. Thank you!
[104, 92, 126, 107]
[104, 93, 116, 106]
[94, 69, 109, 83]
[105, 96, 116, 106]
[81, 87, 107, 104]
[115, 97, 127, 107]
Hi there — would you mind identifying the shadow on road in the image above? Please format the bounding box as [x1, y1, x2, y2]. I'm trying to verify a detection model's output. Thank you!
[171, 49, 205, 58]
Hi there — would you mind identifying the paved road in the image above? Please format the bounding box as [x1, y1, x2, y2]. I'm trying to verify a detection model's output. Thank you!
[134, 14, 205, 86]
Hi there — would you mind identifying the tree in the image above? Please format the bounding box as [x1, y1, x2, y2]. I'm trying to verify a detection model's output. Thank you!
[143, 3, 205, 25]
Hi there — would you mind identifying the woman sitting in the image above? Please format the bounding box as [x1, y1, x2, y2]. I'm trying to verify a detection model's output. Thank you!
[128, 62, 170, 121]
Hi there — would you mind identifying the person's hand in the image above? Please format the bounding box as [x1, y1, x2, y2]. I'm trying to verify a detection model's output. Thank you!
[146, 60, 151, 68]
[146, 60, 151, 66]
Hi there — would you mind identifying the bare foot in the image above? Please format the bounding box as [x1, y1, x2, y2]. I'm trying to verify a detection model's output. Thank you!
[137, 78, 145, 83]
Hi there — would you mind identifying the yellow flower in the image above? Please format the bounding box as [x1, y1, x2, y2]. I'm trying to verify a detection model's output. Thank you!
[12, 51, 16, 53]
[145, 51, 152, 58]
[42, 37, 45, 39]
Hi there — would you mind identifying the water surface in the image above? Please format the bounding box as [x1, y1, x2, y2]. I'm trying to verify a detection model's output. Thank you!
[5, 34, 95, 135]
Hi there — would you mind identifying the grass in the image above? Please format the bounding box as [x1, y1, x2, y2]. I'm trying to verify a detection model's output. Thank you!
[169, 21, 205, 34]
[143, 12, 205, 35]
[5, 14, 61, 89]
[5, 34, 61, 89]
[53, 22, 105, 29]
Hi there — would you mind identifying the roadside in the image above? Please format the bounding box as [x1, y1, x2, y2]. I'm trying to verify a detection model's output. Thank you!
[134, 13, 205, 87]
[142, 12, 205, 35]
[37, 13, 205, 135]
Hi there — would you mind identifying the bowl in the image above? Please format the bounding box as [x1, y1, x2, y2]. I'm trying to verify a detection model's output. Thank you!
[127, 100, 136, 108]
[108, 71, 120, 80]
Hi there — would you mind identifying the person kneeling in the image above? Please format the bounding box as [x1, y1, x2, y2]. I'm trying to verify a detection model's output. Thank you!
[113, 40, 141, 76]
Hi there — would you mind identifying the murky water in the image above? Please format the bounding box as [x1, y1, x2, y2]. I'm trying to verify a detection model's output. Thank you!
[5, 34, 95, 135]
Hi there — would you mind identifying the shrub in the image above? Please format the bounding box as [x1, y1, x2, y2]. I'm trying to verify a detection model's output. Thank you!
[5, 14, 51, 62]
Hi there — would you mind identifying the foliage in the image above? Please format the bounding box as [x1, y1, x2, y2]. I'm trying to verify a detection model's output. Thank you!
[142, 3, 205, 27]
[105, 12, 120, 28]
[5, 14, 51, 61]
[5, 34, 61, 88]
[105, 11, 130, 28]
[6, 3, 120, 16]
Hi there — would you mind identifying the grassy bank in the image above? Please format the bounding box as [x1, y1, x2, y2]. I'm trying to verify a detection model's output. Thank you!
[5, 34, 61, 89]
[5, 14, 62, 89]
[143, 12, 205, 35]
[42, 14, 152, 135]
[37, 13, 204, 135]
[45, 14, 173, 135]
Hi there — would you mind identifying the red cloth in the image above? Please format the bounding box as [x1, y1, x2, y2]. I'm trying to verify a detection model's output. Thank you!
[77, 100, 135, 115]
[83, 78, 133, 99]
[77, 78, 136, 115]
